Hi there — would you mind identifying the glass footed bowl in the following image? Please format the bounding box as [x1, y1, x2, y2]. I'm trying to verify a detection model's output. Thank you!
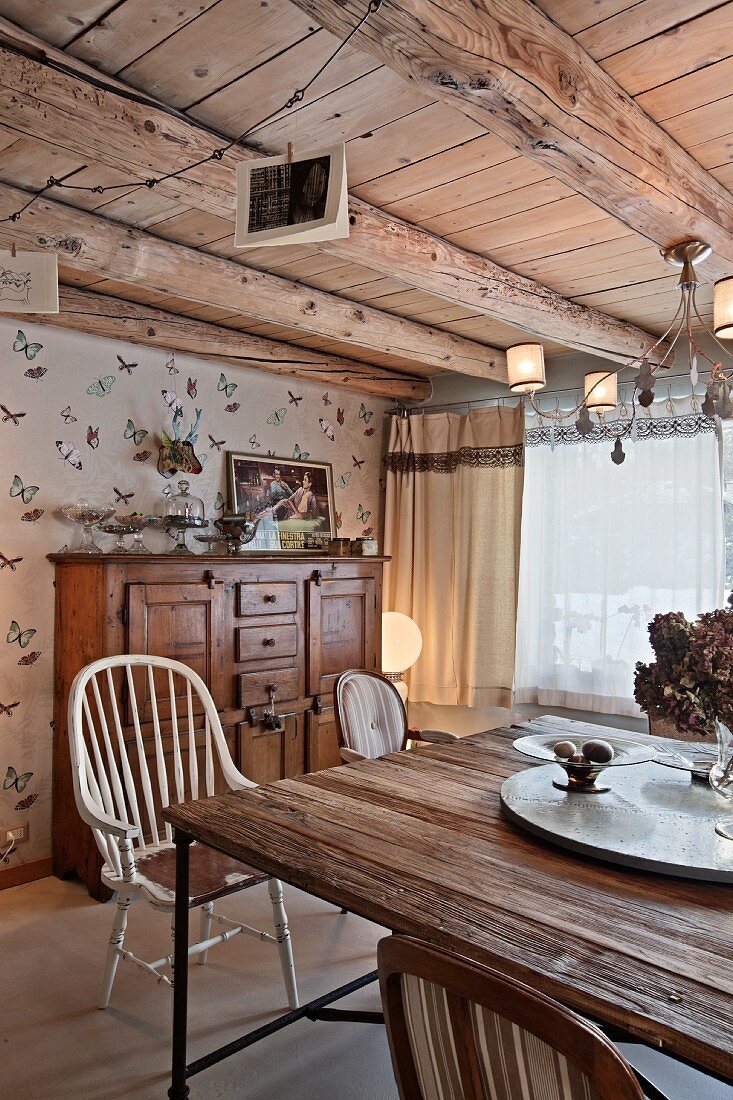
[98, 522, 138, 554]
[513, 732, 655, 793]
[115, 513, 153, 554]
[60, 500, 115, 554]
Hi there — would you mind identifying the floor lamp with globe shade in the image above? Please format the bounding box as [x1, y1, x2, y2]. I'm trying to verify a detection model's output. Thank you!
[381, 612, 422, 704]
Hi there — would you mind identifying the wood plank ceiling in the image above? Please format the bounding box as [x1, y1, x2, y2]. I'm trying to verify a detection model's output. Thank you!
[0, 0, 731, 392]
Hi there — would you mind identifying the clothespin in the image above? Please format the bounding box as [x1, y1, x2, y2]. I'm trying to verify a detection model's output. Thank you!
[10, 242, 16, 258]
[287, 142, 294, 163]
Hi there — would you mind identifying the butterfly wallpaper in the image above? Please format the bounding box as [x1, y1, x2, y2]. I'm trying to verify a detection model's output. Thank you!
[0, 317, 387, 869]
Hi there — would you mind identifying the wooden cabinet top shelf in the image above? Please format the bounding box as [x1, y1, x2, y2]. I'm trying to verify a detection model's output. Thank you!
[48, 552, 390, 563]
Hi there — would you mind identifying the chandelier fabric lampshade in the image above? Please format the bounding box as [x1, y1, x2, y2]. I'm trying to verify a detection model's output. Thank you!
[507, 344, 546, 393]
[584, 371, 618, 413]
[714, 277, 733, 339]
[382, 612, 423, 703]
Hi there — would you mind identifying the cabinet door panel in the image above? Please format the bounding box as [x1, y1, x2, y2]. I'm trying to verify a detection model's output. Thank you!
[126, 582, 225, 720]
[306, 708, 341, 772]
[240, 714, 305, 785]
[308, 577, 376, 696]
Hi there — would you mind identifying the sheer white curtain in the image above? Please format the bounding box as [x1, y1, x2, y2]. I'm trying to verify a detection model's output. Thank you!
[514, 399, 724, 716]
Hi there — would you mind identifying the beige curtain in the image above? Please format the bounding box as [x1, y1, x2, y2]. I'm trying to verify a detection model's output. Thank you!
[384, 405, 524, 708]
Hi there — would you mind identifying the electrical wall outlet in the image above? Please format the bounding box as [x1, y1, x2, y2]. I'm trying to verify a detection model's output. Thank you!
[3, 822, 28, 845]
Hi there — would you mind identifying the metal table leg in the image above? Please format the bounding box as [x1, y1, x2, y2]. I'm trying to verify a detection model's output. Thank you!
[168, 830, 192, 1100]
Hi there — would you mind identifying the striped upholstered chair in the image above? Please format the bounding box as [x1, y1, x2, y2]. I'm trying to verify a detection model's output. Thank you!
[334, 669, 458, 763]
[378, 936, 645, 1100]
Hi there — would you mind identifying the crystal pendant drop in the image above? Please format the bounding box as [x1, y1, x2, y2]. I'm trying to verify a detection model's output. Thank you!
[691, 354, 699, 386]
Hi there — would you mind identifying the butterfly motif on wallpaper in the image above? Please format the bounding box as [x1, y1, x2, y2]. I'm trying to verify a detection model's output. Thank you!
[13, 330, 42, 360]
[335, 511, 342, 530]
[319, 418, 334, 441]
[293, 444, 310, 461]
[357, 504, 372, 524]
[4, 766, 32, 793]
[7, 620, 36, 648]
[166, 354, 179, 376]
[87, 426, 100, 450]
[87, 376, 115, 398]
[362, 526, 374, 537]
[218, 373, 237, 398]
[117, 355, 137, 374]
[322, 392, 332, 406]
[0, 552, 22, 571]
[124, 419, 147, 446]
[337, 408, 344, 426]
[21, 508, 43, 522]
[133, 450, 152, 463]
[187, 377, 197, 399]
[352, 455, 365, 469]
[225, 402, 240, 414]
[161, 389, 179, 408]
[208, 435, 225, 451]
[363, 427, 376, 437]
[15, 792, 38, 810]
[267, 407, 286, 426]
[18, 650, 41, 667]
[24, 366, 47, 381]
[249, 434, 260, 449]
[0, 700, 19, 717]
[10, 475, 39, 504]
[113, 487, 134, 505]
[335, 472, 351, 489]
[60, 406, 77, 424]
[1, 405, 26, 425]
[213, 492, 228, 513]
[288, 391, 303, 406]
[56, 441, 82, 470]
[359, 402, 374, 425]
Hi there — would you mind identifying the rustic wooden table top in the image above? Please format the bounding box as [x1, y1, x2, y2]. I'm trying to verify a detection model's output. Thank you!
[163, 716, 733, 1081]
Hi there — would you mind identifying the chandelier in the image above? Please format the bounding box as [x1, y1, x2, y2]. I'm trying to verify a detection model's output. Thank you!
[506, 240, 733, 463]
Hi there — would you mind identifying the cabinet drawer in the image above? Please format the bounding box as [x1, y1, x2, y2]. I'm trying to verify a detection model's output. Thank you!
[237, 623, 298, 662]
[238, 581, 297, 617]
[238, 666, 300, 709]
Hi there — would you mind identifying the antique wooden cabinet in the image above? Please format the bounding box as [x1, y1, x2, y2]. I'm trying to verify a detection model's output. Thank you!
[49, 553, 386, 899]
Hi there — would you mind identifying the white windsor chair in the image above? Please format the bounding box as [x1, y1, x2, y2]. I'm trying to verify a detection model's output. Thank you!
[334, 669, 458, 763]
[67, 653, 298, 1010]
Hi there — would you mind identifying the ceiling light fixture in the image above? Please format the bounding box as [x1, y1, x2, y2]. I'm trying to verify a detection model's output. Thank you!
[506, 240, 733, 462]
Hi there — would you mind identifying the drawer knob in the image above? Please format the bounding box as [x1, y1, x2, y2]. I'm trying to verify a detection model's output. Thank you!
[265, 594, 277, 603]
[264, 637, 276, 647]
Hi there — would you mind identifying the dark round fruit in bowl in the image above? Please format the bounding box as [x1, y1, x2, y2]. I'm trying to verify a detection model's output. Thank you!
[553, 740, 577, 759]
[582, 738, 615, 764]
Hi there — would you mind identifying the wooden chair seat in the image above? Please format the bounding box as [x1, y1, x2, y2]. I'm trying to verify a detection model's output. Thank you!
[120, 842, 270, 908]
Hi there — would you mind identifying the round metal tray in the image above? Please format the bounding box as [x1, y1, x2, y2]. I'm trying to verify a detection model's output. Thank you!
[501, 762, 733, 882]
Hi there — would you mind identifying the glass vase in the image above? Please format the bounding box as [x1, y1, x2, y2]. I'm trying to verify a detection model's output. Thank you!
[709, 719, 733, 840]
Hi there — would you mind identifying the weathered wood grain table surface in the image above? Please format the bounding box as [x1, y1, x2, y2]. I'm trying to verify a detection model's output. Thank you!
[163, 717, 733, 1096]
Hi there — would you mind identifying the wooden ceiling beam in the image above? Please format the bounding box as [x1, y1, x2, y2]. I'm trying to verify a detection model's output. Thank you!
[287, 0, 733, 284]
[0, 19, 664, 365]
[0, 181, 501, 380]
[11, 285, 431, 400]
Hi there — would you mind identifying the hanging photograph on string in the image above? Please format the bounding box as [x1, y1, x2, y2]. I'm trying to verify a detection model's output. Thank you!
[235, 144, 349, 247]
[0, 251, 58, 313]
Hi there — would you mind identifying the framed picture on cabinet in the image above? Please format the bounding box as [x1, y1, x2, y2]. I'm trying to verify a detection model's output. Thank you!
[226, 452, 336, 551]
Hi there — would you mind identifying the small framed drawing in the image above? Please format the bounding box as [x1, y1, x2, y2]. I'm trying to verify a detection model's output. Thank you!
[226, 452, 336, 551]
[0, 251, 58, 313]
[235, 144, 348, 248]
